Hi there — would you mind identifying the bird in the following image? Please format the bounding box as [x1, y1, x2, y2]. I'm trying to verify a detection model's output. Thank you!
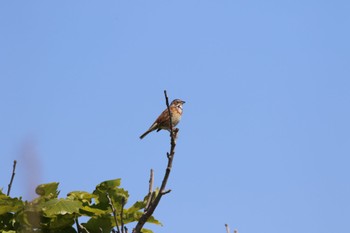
[140, 99, 186, 139]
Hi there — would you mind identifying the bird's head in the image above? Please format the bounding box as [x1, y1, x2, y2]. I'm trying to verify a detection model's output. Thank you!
[171, 99, 186, 110]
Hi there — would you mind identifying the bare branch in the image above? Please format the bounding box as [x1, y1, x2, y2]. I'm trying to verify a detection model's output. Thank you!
[133, 90, 178, 233]
[225, 224, 230, 233]
[164, 91, 174, 140]
[145, 169, 154, 212]
[107, 193, 121, 233]
[7, 160, 17, 196]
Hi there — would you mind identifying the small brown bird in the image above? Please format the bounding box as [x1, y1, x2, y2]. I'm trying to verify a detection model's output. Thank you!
[140, 99, 185, 139]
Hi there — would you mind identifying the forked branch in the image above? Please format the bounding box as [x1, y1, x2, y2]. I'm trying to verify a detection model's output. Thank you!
[133, 90, 178, 233]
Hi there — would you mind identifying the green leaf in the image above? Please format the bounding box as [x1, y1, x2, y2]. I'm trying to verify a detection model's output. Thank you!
[93, 179, 129, 211]
[79, 205, 108, 217]
[95, 179, 121, 191]
[126, 200, 146, 213]
[35, 182, 60, 198]
[67, 191, 96, 205]
[50, 227, 77, 233]
[0, 212, 16, 231]
[41, 198, 82, 217]
[141, 228, 154, 233]
[82, 215, 113, 233]
[122, 210, 162, 225]
[146, 215, 162, 226]
[43, 214, 76, 230]
[0, 191, 24, 215]
[16, 206, 42, 229]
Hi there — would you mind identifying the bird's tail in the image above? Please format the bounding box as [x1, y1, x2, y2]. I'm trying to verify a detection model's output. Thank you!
[140, 129, 152, 139]
[140, 122, 158, 139]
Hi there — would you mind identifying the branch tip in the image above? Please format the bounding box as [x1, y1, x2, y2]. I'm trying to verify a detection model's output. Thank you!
[7, 160, 17, 196]
[162, 189, 171, 195]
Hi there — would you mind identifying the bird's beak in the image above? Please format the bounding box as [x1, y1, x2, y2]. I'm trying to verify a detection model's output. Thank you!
[182, 100, 186, 104]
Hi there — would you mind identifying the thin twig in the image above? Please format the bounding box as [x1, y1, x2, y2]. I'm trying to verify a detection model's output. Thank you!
[124, 226, 128, 233]
[164, 91, 174, 142]
[225, 224, 230, 233]
[79, 224, 90, 233]
[161, 189, 171, 195]
[107, 193, 121, 233]
[145, 169, 154, 212]
[7, 160, 17, 196]
[146, 192, 156, 212]
[133, 90, 178, 233]
[76, 218, 81, 233]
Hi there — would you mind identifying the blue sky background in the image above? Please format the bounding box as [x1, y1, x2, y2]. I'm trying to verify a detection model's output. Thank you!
[1, 1, 350, 233]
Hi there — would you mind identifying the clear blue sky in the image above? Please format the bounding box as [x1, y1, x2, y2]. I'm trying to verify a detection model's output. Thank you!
[1, 1, 350, 233]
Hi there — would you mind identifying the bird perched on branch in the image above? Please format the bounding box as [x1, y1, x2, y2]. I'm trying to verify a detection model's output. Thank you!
[140, 99, 185, 139]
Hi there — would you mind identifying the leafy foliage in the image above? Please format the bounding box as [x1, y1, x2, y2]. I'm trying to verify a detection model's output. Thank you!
[0, 179, 161, 233]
